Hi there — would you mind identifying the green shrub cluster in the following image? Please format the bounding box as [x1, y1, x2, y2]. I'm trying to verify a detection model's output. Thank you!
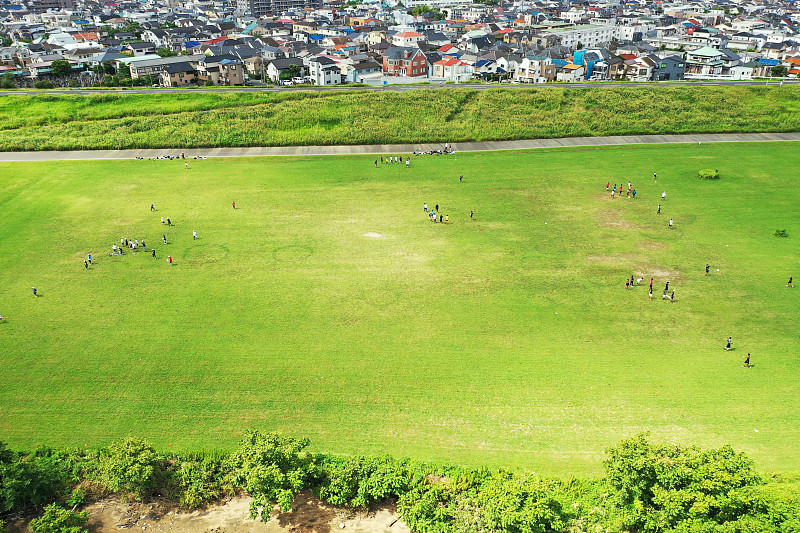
[2, 433, 800, 533]
[698, 169, 720, 179]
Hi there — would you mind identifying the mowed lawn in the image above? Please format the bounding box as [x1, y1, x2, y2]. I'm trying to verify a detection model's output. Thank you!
[0, 143, 797, 476]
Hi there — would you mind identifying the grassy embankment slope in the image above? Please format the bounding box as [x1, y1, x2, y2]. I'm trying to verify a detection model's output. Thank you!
[0, 142, 797, 476]
[1, 86, 800, 150]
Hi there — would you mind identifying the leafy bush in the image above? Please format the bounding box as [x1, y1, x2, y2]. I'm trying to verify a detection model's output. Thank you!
[33, 80, 54, 89]
[97, 437, 160, 500]
[698, 169, 720, 179]
[773, 229, 788, 237]
[0, 444, 78, 513]
[453, 472, 566, 533]
[604, 434, 764, 531]
[177, 454, 228, 509]
[316, 455, 421, 508]
[29, 503, 88, 533]
[223, 431, 314, 518]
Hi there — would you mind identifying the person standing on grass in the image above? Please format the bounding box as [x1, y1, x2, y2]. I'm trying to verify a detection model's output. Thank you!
[168, 256, 173, 265]
[142, 241, 146, 251]
[88, 254, 92, 264]
[375, 160, 378, 167]
[439, 214, 443, 223]
[151, 203, 155, 211]
[32, 287, 37, 296]
[167, 218, 172, 226]
[460, 175, 463, 182]
[625, 279, 630, 290]
[470, 210, 474, 219]
[657, 205, 661, 215]
[706, 264, 710, 275]
[744, 354, 751, 367]
[671, 289, 675, 302]
[606, 182, 609, 190]
[445, 215, 449, 223]
[84, 260, 89, 269]
[152, 249, 156, 258]
[611, 189, 615, 199]
[232, 201, 236, 209]
[435, 204, 439, 212]
[654, 172, 657, 180]
[161, 217, 165, 224]
[406, 158, 410, 168]
[163, 235, 167, 244]
[648, 288, 653, 300]
[193, 230, 197, 240]
[424, 203, 428, 212]
[632, 189, 637, 198]
[185, 161, 189, 169]
[726, 337, 732, 351]
[662, 191, 667, 200]
[788, 276, 794, 287]
[669, 218, 673, 228]
[662, 289, 667, 300]
[665, 281, 669, 291]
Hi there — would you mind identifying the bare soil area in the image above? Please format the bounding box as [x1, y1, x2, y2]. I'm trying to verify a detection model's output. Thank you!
[5, 490, 410, 533]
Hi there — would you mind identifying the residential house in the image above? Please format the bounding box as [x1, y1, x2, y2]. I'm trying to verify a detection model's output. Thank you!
[432, 56, 471, 82]
[342, 58, 382, 82]
[650, 54, 685, 80]
[125, 41, 157, 56]
[684, 46, 725, 76]
[265, 57, 305, 81]
[515, 56, 556, 83]
[472, 58, 497, 76]
[124, 54, 205, 79]
[392, 31, 425, 47]
[307, 55, 341, 84]
[555, 62, 585, 82]
[382, 46, 428, 77]
[196, 55, 245, 86]
[161, 61, 196, 86]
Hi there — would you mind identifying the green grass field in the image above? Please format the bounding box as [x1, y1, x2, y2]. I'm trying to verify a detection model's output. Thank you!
[1, 142, 798, 476]
[2, 86, 800, 150]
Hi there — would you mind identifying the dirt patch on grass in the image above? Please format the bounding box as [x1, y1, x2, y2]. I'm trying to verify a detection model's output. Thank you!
[4, 491, 409, 533]
[586, 254, 637, 265]
[637, 240, 669, 251]
[596, 209, 641, 230]
[363, 232, 385, 238]
[632, 265, 683, 281]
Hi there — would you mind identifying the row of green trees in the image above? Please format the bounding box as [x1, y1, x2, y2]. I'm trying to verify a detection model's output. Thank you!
[2, 433, 800, 533]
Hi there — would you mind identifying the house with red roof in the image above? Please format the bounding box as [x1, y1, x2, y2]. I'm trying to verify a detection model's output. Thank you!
[432, 56, 472, 82]
[392, 31, 425, 47]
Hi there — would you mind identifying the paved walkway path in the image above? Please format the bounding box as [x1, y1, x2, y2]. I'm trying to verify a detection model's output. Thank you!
[1, 132, 798, 161]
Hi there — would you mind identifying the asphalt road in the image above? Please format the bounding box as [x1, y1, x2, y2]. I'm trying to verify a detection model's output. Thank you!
[1, 132, 798, 161]
[1, 79, 798, 95]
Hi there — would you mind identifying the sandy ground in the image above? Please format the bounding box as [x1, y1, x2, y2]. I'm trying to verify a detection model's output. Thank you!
[5, 490, 410, 533]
